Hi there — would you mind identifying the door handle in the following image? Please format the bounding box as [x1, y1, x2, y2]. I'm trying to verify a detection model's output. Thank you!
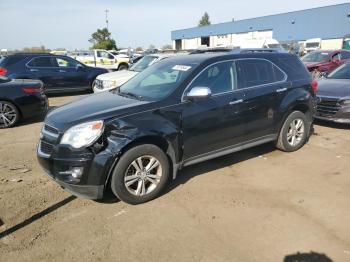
[229, 99, 243, 105]
[276, 88, 287, 93]
[59, 70, 66, 73]
[30, 69, 38, 72]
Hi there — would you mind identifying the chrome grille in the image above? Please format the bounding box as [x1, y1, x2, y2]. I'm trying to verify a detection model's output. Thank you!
[316, 97, 341, 117]
[40, 141, 54, 156]
[44, 124, 59, 135]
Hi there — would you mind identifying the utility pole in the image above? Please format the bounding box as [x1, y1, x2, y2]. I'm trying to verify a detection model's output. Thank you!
[105, 9, 109, 30]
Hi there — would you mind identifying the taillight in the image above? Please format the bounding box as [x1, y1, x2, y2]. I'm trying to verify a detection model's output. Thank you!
[22, 87, 42, 94]
[0, 67, 7, 76]
[311, 79, 318, 94]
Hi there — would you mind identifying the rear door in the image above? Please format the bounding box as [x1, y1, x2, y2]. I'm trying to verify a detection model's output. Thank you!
[235, 58, 288, 141]
[53, 56, 89, 90]
[26, 56, 58, 90]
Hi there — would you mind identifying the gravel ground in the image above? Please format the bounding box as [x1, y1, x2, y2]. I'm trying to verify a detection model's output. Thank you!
[0, 94, 350, 262]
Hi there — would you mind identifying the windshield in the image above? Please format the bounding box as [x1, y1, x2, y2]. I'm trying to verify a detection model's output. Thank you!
[301, 52, 330, 62]
[117, 59, 197, 101]
[130, 55, 158, 72]
[0, 76, 11, 83]
[327, 63, 350, 79]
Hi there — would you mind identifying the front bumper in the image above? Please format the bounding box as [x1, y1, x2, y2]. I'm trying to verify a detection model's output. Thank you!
[314, 114, 350, 124]
[37, 140, 117, 200]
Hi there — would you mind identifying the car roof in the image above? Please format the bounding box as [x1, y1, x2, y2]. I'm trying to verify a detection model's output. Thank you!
[161, 51, 293, 65]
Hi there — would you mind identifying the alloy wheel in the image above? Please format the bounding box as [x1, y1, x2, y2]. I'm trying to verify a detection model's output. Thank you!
[286, 118, 305, 147]
[124, 155, 162, 196]
[0, 102, 18, 128]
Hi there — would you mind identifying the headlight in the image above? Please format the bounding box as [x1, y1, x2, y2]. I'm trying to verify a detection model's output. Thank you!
[102, 80, 118, 89]
[60, 120, 104, 149]
[341, 99, 350, 106]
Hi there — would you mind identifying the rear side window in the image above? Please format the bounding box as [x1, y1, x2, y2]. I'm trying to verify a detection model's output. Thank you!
[27, 57, 54, 67]
[236, 59, 285, 89]
[277, 56, 310, 80]
[0, 56, 25, 67]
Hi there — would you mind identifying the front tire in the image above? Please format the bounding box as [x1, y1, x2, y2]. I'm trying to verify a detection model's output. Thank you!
[0, 101, 20, 129]
[276, 111, 310, 152]
[118, 64, 128, 71]
[111, 144, 170, 205]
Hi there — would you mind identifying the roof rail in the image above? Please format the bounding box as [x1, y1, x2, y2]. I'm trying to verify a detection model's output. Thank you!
[231, 48, 286, 54]
[189, 47, 233, 54]
[13, 52, 54, 55]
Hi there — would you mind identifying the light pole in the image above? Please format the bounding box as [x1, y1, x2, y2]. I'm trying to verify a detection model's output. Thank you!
[105, 9, 109, 30]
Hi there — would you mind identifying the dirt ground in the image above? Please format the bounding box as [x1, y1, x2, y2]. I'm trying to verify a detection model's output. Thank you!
[0, 94, 350, 262]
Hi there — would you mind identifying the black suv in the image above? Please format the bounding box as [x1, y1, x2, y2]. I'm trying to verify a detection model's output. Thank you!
[37, 51, 316, 204]
[0, 53, 108, 93]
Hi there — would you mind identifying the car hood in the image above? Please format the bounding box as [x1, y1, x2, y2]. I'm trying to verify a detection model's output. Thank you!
[317, 78, 350, 98]
[97, 70, 138, 82]
[45, 91, 151, 131]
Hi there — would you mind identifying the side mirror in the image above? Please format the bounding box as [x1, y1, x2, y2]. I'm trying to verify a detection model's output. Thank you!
[184, 86, 212, 101]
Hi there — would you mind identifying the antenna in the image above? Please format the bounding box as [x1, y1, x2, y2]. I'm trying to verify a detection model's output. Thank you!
[105, 9, 109, 30]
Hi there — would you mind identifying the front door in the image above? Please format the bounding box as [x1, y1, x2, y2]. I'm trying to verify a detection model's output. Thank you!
[182, 61, 247, 161]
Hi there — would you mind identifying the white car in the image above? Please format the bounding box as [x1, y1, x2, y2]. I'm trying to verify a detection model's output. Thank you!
[93, 53, 185, 93]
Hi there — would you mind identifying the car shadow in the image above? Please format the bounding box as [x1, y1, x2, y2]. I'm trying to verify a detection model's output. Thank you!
[0, 196, 76, 239]
[283, 251, 333, 262]
[314, 119, 350, 130]
[163, 142, 276, 196]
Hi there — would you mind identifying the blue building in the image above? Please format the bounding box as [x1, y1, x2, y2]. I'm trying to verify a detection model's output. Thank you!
[171, 3, 350, 50]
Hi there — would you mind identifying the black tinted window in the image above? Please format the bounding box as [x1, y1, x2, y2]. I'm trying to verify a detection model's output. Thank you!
[341, 51, 350, 59]
[1, 56, 24, 67]
[236, 59, 285, 88]
[278, 56, 310, 80]
[28, 57, 53, 67]
[188, 61, 236, 95]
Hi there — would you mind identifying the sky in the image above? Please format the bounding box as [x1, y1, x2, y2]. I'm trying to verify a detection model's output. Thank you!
[0, 0, 347, 50]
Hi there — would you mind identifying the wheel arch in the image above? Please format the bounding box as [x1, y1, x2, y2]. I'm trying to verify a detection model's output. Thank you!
[104, 134, 178, 191]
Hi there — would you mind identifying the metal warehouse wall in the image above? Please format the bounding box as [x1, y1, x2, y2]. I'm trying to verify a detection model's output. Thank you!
[171, 3, 350, 41]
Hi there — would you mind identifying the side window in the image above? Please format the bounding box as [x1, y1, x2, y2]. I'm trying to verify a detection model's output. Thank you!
[341, 51, 350, 59]
[97, 51, 114, 59]
[187, 61, 236, 95]
[55, 57, 78, 67]
[236, 59, 285, 89]
[27, 57, 54, 67]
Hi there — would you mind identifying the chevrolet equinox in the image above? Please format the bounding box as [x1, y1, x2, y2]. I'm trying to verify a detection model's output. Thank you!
[37, 51, 316, 204]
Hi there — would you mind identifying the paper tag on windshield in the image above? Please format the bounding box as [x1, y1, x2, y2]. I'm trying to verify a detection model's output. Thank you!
[172, 65, 191, 71]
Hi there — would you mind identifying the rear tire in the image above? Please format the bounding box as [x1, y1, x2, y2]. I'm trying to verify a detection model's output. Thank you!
[276, 111, 310, 152]
[111, 144, 170, 205]
[0, 101, 20, 129]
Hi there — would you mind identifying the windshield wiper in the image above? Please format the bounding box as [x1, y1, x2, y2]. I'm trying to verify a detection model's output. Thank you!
[118, 90, 144, 101]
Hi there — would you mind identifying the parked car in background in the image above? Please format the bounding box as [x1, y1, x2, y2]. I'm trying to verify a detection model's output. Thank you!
[315, 62, 350, 123]
[69, 49, 130, 71]
[301, 50, 350, 78]
[0, 53, 108, 93]
[38, 51, 316, 204]
[0, 76, 47, 128]
[93, 53, 186, 92]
